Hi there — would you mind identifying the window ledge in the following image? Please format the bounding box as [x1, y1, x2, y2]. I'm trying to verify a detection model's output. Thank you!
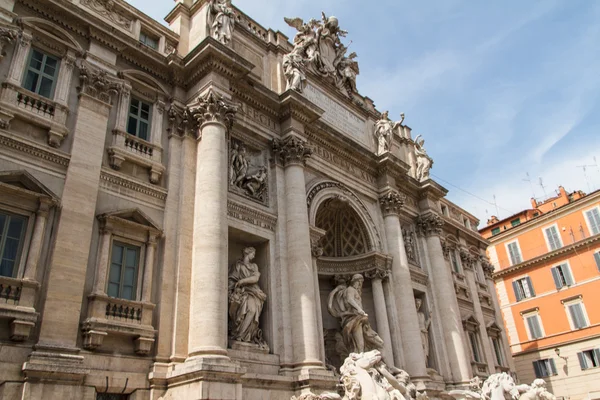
[0, 276, 40, 341]
[108, 129, 165, 184]
[0, 82, 69, 147]
[82, 293, 156, 355]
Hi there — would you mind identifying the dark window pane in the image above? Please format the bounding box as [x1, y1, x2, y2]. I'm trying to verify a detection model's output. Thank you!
[7, 216, 25, 238]
[23, 71, 39, 92]
[127, 116, 137, 135]
[138, 122, 148, 140]
[3, 238, 19, 260]
[124, 267, 135, 286]
[38, 77, 53, 98]
[111, 245, 123, 264]
[107, 282, 119, 298]
[125, 248, 137, 268]
[0, 259, 15, 277]
[44, 57, 58, 75]
[121, 286, 133, 300]
[109, 263, 121, 284]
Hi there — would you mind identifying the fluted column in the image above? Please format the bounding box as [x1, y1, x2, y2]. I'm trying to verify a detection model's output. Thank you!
[380, 191, 427, 377]
[22, 198, 51, 281]
[416, 213, 471, 383]
[365, 269, 394, 364]
[188, 90, 236, 359]
[273, 135, 322, 369]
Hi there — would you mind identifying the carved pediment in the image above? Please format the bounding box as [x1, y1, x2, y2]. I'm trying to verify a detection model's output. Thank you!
[462, 314, 479, 331]
[0, 170, 58, 200]
[18, 17, 84, 54]
[97, 208, 161, 234]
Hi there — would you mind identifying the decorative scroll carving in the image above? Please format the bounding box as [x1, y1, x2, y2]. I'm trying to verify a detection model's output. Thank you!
[81, 0, 133, 30]
[272, 135, 312, 166]
[379, 190, 405, 217]
[416, 213, 444, 237]
[190, 90, 237, 132]
[229, 139, 268, 204]
[207, 0, 236, 45]
[373, 111, 404, 155]
[78, 66, 121, 105]
[167, 105, 198, 138]
[283, 13, 359, 97]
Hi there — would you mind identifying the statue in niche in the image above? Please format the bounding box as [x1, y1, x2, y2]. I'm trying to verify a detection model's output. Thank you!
[374, 111, 404, 155]
[228, 247, 268, 349]
[229, 140, 268, 203]
[413, 134, 433, 181]
[328, 274, 384, 355]
[402, 228, 417, 263]
[283, 13, 359, 97]
[207, 0, 235, 45]
[415, 298, 431, 366]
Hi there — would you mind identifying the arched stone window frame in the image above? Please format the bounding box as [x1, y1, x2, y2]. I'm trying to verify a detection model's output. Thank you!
[1, 17, 82, 147]
[108, 70, 169, 184]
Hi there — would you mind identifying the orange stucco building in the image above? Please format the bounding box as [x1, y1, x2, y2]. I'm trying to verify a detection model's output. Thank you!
[480, 187, 600, 400]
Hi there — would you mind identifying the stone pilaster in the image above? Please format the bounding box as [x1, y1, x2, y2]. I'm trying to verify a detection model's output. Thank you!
[365, 268, 394, 365]
[22, 198, 51, 281]
[141, 233, 158, 302]
[416, 213, 471, 383]
[6, 31, 31, 86]
[379, 190, 428, 378]
[91, 220, 113, 295]
[24, 65, 121, 384]
[188, 90, 236, 358]
[272, 135, 323, 370]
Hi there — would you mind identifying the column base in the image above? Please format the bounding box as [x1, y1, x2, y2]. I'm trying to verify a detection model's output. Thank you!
[162, 357, 246, 400]
[22, 345, 89, 384]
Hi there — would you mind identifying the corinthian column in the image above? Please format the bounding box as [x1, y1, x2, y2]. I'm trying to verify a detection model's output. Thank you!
[416, 213, 471, 383]
[272, 135, 322, 370]
[188, 90, 236, 358]
[379, 190, 427, 378]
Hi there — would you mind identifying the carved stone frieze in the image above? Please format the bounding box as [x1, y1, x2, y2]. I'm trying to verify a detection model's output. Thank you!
[190, 90, 237, 132]
[272, 135, 312, 167]
[229, 138, 268, 205]
[415, 213, 444, 237]
[227, 199, 277, 231]
[78, 65, 121, 105]
[81, 0, 133, 31]
[316, 251, 391, 276]
[379, 190, 405, 217]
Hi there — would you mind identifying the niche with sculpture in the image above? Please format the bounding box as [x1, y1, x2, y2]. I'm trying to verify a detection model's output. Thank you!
[229, 138, 269, 205]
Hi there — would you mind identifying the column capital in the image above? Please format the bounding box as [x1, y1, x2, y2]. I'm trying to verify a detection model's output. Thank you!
[272, 135, 312, 167]
[379, 190, 405, 217]
[77, 65, 121, 105]
[190, 89, 237, 134]
[459, 248, 476, 270]
[310, 238, 324, 258]
[365, 268, 389, 281]
[415, 213, 444, 237]
[480, 256, 495, 279]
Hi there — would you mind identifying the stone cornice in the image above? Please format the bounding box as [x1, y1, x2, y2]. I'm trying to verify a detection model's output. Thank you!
[272, 135, 312, 167]
[376, 153, 411, 180]
[493, 233, 600, 279]
[183, 37, 255, 88]
[418, 180, 449, 201]
[0, 131, 70, 168]
[379, 190, 405, 217]
[227, 199, 277, 232]
[316, 251, 392, 276]
[278, 89, 323, 124]
[99, 169, 168, 203]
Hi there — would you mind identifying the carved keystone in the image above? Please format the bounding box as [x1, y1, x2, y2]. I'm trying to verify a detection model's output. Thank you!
[379, 190, 405, 216]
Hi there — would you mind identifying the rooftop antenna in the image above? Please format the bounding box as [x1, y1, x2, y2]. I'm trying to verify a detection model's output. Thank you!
[576, 164, 595, 193]
[523, 172, 536, 198]
[492, 195, 500, 217]
[538, 177, 547, 198]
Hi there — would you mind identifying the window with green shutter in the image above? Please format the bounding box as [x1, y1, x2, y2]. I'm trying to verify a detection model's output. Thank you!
[507, 241, 522, 265]
[551, 263, 574, 289]
[577, 349, 600, 370]
[0, 211, 28, 278]
[533, 359, 557, 378]
[594, 252, 600, 272]
[586, 208, 600, 236]
[513, 277, 535, 301]
[510, 218, 521, 227]
[491, 227, 501, 236]
[544, 225, 562, 251]
[23, 49, 60, 99]
[525, 313, 544, 339]
[567, 302, 588, 330]
[108, 242, 140, 300]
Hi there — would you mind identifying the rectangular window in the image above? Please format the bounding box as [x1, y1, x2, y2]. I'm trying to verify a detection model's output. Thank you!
[513, 277, 535, 301]
[0, 211, 28, 278]
[585, 208, 600, 236]
[524, 313, 544, 339]
[506, 241, 522, 265]
[532, 359, 557, 378]
[511, 218, 521, 227]
[108, 241, 140, 300]
[491, 227, 501, 236]
[594, 252, 600, 272]
[450, 250, 461, 273]
[577, 349, 600, 370]
[139, 32, 158, 50]
[492, 337, 504, 366]
[23, 48, 60, 99]
[566, 302, 588, 330]
[468, 331, 481, 362]
[551, 263, 574, 289]
[126, 97, 151, 140]
[544, 225, 563, 251]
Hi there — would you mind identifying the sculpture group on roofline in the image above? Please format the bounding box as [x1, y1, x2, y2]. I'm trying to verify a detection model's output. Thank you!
[207, 0, 236, 45]
[283, 12, 359, 97]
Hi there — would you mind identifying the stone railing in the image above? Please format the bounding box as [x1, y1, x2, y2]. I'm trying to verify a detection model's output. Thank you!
[0, 82, 69, 147]
[108, 129, 164, 184]
[82, 293, 155, 355]
[0, 276, 40, 341]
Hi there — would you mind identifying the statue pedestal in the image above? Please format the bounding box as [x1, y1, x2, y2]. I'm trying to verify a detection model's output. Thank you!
[230, 340, 269, 354]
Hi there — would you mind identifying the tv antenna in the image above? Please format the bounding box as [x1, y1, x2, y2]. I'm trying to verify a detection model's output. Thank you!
[523, 172, 536, 198]
[576, 163, 596, 193]
[492, 194, 500, 217]
[538, 177, 547, 198]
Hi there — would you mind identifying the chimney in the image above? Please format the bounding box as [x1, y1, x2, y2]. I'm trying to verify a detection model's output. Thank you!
[487, 215, 499, 226]
[530, 197, 537, 208]
[558, 185, 567, 199]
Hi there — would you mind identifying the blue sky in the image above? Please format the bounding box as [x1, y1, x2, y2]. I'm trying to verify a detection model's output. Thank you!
[126, 0, 600, 227]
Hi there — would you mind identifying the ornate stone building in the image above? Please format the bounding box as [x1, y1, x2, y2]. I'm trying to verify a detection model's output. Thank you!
[0, 0, 514, 399]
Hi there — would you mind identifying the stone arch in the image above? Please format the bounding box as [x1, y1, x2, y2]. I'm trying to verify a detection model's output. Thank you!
[120, 69, 170, 98]
[307, 180, 382, 253]
[18, 17, 84, 54]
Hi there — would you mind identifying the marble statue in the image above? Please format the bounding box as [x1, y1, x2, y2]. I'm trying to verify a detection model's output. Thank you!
[413, 135, 433, 181]
[517, 379, 556, 400]
[449, 373, 523, 400]
[374, 111, 404, 155]
[402, 228, 416, 263]
[228, 247, 268, 349]
[207, 0, 235, 45]
[339, 350, 428, 400]
[243, 166, 267, 198]
[291, 393, 341, 400]
[229, 141, 268, 202]
[328, 274, 384, 355]
[283, 13, 359, 96]
[415, 298, 431, 365]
